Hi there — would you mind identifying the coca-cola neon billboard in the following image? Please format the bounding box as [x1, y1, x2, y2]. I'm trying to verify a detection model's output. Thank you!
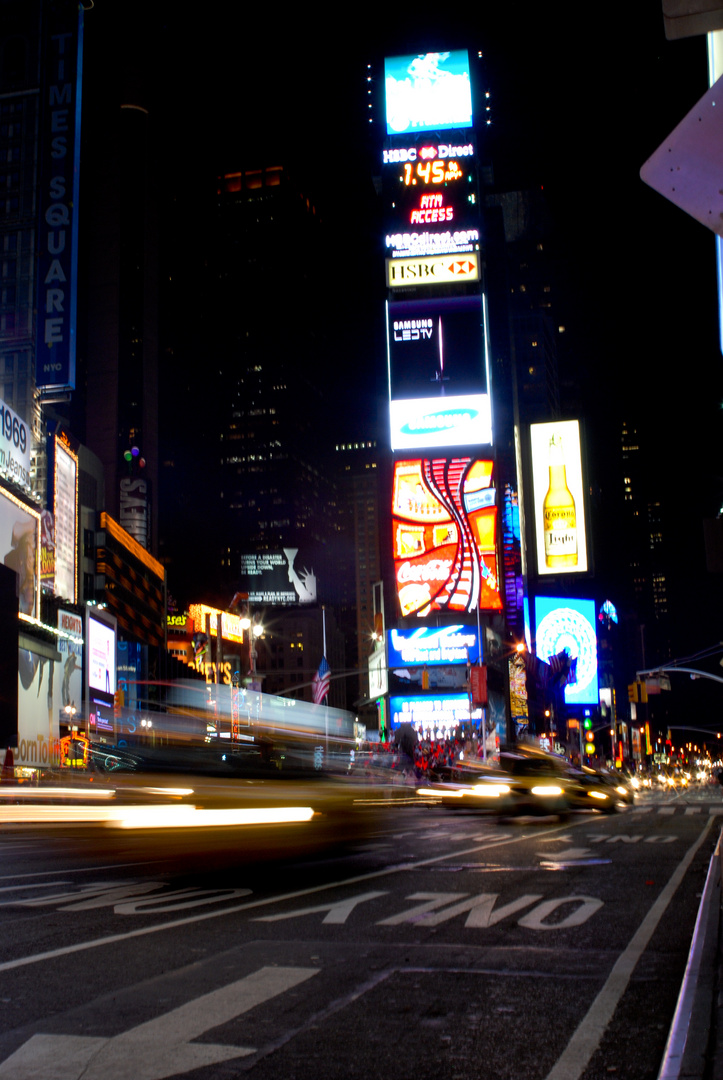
[392, 457, 502, 617]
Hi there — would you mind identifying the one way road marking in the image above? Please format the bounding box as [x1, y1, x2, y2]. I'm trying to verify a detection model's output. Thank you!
[0, 965, 318, 1080]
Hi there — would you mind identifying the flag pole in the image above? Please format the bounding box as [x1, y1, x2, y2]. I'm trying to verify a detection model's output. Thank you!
[322, 606, 328, 756]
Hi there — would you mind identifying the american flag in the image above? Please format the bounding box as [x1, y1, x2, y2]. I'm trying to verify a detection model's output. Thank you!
[312, 656, 331, 704]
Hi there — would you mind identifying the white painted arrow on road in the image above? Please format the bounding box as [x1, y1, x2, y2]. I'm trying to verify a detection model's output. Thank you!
[0, 965, 318, 1080]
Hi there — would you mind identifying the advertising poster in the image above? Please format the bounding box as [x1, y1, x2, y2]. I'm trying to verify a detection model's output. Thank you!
[54, 439, 77, 602]
[88, 609, 116, 696]
[392, 457, 502, 617]
[239, 548, 318, 605]
[54, 609, 83, 723]
[17, 641, 63, 769]
[384, 51, 473, 135]
[530, 420, 588, 575]
[534, 596, 598, 706]
[0, 399, 31, 491]
[0, 487, 40, 620]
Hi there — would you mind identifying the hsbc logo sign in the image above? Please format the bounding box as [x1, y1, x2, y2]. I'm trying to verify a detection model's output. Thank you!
[387, 254, 479, 288]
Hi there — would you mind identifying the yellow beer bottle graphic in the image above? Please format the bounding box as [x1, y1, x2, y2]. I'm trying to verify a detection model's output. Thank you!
[543, 433, 578, 567]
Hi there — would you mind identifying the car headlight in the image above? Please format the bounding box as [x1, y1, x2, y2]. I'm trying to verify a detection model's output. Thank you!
[615, 786, 628, 796]
[472, 784, 511, 797]
[531, 785, 563, 797]
[589, 790, 608, 800]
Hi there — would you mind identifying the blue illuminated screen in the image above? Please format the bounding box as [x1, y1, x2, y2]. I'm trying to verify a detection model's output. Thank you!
[385, 51, 473, 135]
[534, 596, 598, 706]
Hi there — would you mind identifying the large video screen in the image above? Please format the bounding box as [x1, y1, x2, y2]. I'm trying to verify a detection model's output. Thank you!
[88, 609, 116, 696]
[534, 596, 598, 706]
[384, 51, 473, 135]
[530, 420, 588, 575]
[392, 457, 502, 617]
[390, 694, 482, 734]
[382, 140, 478, 261]
[387, 296, 490, 451]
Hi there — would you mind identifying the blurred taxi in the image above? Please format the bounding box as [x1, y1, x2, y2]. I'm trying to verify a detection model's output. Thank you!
[418, 747, 633, 816]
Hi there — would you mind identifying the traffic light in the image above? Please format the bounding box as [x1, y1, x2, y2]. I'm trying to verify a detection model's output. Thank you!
[583, 716, 595, 755]
[628, 683, 638, 703]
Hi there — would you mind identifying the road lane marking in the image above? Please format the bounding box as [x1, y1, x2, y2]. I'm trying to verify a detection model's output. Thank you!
[0, 965, 318, 1080]
[255, 890, 387, 924]
[543, 816, 715, 1080]
[0, 823, 580, 973]
[0, 861, 158, 882]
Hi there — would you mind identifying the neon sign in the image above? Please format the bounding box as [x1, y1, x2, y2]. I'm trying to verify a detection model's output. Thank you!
[383, 143, 475, 165]
[392, 458, 502, 618]
[387, 254, 478, 287]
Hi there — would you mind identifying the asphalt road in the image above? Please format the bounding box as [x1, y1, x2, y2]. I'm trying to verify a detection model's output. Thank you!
[0, 782, 720, 1080]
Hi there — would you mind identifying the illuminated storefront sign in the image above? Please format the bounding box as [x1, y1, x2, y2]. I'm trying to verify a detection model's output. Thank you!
[530, 420, 588, 575]
[388, 625, 480, 666]
[392, 458, 502, 618]
[387, 253, 478, 288]
[384, 51, 473, 135]
[188, 604, 245, 645]
[390, 694, 482, 732]
[390, 394, 491, 451]
[534, 596, 598, 706]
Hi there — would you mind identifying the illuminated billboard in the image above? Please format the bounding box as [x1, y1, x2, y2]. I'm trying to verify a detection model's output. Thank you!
[54, 436, 77, 602]
[387, 253, 478, 288]
[390, 694, 483, 733]
[392, 457, 501, 618]
[388, 296, 485, 399]
[534, 596, 598, 706]
[390, 394, 491, 451]
[388, 625, 480, 666]
[88, 608, 116, 696]
[86, 606, 117, 735]
[387, 295, 491, 450]
[384, 51, 473, 135]
[0, 485, 40, 619]
[0, 399, 31, 492]
[382, 143, 480, 262]
[530, 420, 588, 575]
[239, 549, 317, 604]
[189, 604, 245, 645]
[36, 4, 83, 391]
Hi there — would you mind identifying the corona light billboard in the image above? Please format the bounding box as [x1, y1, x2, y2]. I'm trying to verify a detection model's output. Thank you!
[392, 457, 501, 618]
[530, 420, 588, 575]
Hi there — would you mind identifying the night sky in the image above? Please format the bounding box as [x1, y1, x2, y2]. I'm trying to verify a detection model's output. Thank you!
[84, 4, 723, 715]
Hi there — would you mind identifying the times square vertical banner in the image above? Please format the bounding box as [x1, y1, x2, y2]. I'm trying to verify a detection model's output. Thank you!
[36, 0, 84, 392]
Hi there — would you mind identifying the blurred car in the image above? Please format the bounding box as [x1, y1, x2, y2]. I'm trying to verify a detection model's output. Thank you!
[418, 748, 633, 816]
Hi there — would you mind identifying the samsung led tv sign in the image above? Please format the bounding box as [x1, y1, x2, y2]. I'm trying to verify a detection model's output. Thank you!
[384, 51, 473, 135]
